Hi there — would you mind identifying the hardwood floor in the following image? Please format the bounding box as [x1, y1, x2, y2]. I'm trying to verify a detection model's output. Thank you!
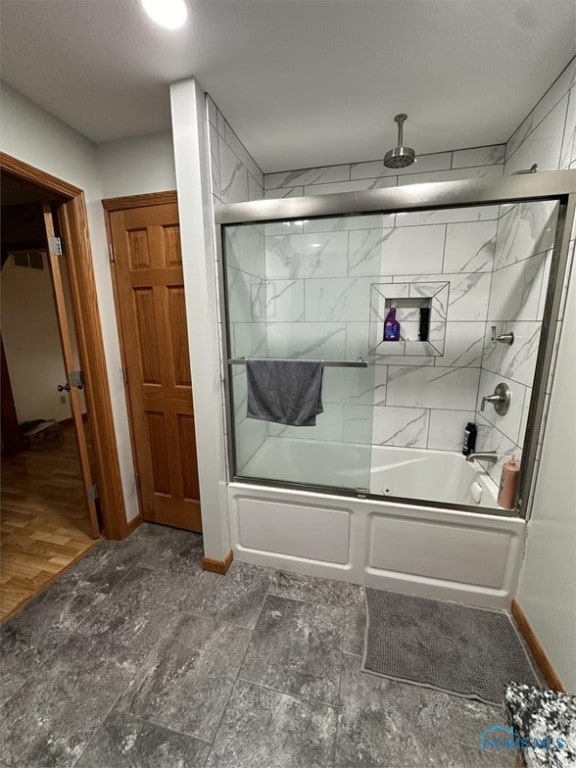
[1, 423, 99, 621]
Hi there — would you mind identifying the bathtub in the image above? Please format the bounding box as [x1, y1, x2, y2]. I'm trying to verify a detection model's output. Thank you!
[369, 445, 499, 509]
[240, 437, 500, 511]
[230, 438, 525, 609]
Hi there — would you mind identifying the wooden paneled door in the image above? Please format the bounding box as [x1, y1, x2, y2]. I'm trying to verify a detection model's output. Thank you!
[107, 198, 202, 532]
[43, 204, 100, 538]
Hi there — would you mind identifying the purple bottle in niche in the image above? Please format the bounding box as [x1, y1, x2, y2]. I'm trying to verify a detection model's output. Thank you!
[383, 307, 401, 341]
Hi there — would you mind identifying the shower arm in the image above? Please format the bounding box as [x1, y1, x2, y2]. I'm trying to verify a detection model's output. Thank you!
[396, 114, 405, 145]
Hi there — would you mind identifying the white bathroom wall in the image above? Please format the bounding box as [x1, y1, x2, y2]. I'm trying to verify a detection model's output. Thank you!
[97, 132, 176, 199]
[515, 255, 576, 692]
[510, 58, 576, 690]
[0, 80, 139, 523]
[1, 254, 72, 423]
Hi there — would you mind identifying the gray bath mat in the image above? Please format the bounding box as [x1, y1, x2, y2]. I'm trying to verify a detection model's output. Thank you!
[362, 589, 540, 705]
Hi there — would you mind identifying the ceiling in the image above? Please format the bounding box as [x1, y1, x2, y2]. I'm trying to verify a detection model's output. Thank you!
[1, 0, 575, 172]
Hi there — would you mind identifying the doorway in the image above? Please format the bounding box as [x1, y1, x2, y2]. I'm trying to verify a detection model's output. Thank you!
[0, 174, 99, 620]
[0, 151, 130, 620]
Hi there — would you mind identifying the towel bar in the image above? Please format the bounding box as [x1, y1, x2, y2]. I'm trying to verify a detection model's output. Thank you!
[227, 358, 368, 368]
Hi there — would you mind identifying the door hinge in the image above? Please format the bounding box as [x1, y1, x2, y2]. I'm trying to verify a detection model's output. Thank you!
[87, 483, 98, 500]
[108, 243, 115, 263]
[122, 367, 128, 384]
[48, 236, 63, 256]
[70, 369, 85, 390]
[134, 473, 141, 490]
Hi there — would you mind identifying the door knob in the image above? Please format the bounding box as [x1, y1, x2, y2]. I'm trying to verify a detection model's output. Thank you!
[57, 383, 71, 392]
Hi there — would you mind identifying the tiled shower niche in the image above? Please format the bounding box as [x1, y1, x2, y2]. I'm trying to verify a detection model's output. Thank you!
[369, 281, 449, 357]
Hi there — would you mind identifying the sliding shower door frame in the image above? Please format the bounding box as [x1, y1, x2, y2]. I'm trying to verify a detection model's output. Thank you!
[215, 170, 576, 520]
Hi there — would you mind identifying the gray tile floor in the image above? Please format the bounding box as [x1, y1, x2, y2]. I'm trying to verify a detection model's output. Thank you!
[0, 524, 517, 768]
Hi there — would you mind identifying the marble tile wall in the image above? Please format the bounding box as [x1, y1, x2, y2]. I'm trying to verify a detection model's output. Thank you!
[502, 57, 576, 514]
[263, 144, 505, 199]
[474, 56, 576, 489]
[207, 96, 264, 205]
[224, 224, 270, 470]
[474, 201, 558, 483]
[252, 145, 505, 455]
[206, 95, 268, 471]
[250, 206, 500, 452]
[212, 56, 576, 484]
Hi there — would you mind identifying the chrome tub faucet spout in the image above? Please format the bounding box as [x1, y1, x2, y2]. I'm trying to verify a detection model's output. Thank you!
[466, 451, 498, 464]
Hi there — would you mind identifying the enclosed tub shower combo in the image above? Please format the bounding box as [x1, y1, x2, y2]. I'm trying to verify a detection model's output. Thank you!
[216, 173, 575, 608]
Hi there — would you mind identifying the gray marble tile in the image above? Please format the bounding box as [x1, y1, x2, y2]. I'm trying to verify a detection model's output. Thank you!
[205, 679, 337, 768]
[0, 572, 109, 707]
[0, 533, 167, 707]
[0, 634, 140, 768]
[176, 560, 272, 630]
[77, 565, 177, 650]
[141, 528, 204, 575]
[55, 536, 148, 595]
[338, 654, 485, 767]
[0, 617, 70, 709]
[239, 595, 344, 706]
[269, 569, 364, 608]
[75, 709, 210, 768]
[344, 599, 367, 656]
[448, 698, 517, 767]
[126, 521, 176, 543]
[116, 611, 251, 742]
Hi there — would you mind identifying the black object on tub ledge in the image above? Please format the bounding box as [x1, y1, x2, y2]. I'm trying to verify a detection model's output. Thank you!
[462, 422, 477, 455]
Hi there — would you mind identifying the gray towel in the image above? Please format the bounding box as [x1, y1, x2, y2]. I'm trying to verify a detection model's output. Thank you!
[246, 359, 324, 427]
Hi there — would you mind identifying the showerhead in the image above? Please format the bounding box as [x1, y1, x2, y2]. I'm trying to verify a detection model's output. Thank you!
[384, 113, 416, 169]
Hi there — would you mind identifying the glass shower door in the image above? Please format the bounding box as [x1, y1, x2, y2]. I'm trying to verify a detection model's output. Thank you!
[222, 216, 376, 492]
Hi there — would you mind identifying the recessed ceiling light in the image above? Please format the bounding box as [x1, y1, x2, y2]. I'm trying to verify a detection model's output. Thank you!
[141, 0, 188, 30]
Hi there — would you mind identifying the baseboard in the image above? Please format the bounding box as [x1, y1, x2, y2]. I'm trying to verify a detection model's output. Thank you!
[511, 599, 565, 692]
[122, 515, 143, 537]
[202, 550, 233, 575]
